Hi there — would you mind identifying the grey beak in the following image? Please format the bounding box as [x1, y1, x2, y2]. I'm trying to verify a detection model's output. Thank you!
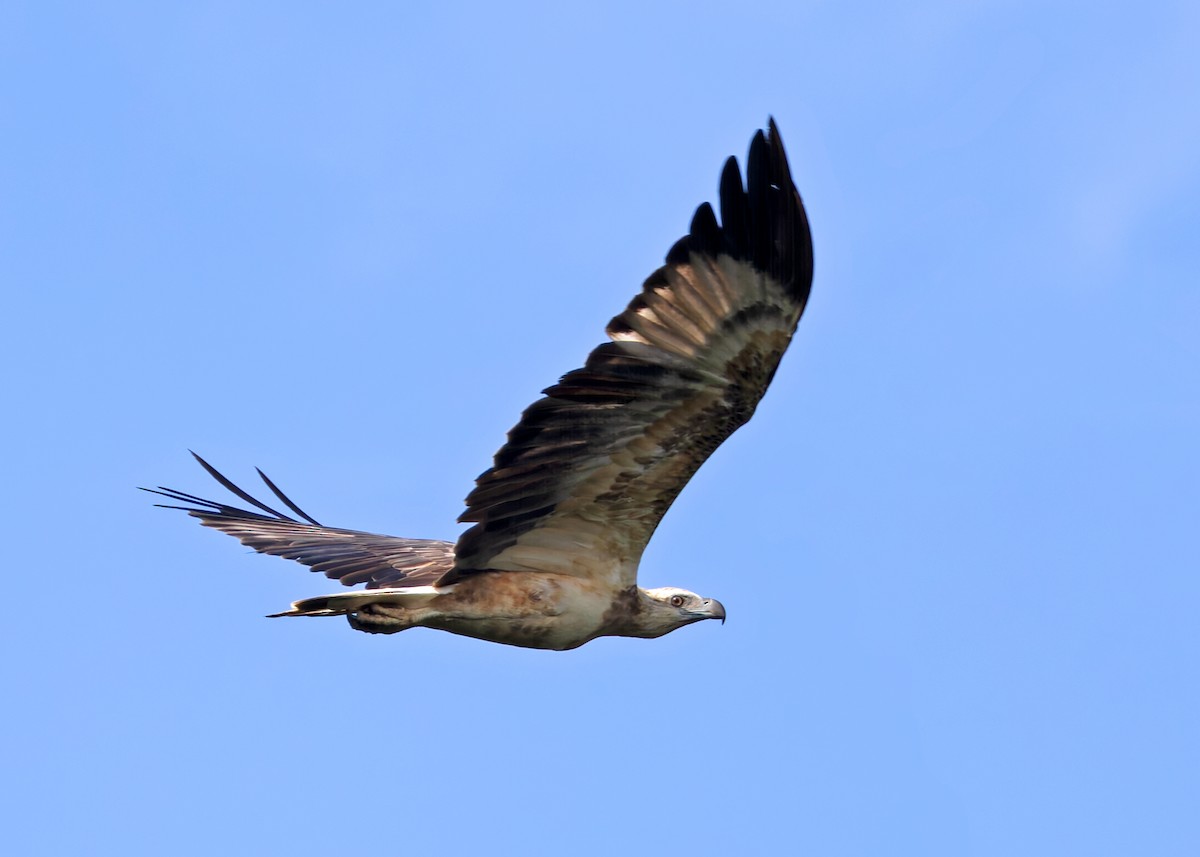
[704, 598, 726, 625]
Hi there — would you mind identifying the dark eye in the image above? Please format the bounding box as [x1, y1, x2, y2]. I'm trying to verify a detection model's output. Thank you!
[669, 594, 686, 608]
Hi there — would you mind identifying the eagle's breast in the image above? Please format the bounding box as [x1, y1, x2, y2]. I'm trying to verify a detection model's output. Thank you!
[426, 572, 620, 650]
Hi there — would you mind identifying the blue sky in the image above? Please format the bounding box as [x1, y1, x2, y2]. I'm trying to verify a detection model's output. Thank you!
[3, 2, 1197, 855]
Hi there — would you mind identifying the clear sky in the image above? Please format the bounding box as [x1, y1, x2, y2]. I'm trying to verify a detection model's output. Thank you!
[2, 2, 1197, 855]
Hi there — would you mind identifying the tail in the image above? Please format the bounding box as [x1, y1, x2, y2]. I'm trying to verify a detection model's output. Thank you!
[267, 585, 445, 618]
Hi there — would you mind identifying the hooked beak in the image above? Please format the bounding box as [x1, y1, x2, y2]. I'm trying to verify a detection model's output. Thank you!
[702, 598, 726, 625]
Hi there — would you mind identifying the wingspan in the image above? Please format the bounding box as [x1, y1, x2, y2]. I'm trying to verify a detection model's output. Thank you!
[450, 119, 813, 588]
[145, 453, 455, 589]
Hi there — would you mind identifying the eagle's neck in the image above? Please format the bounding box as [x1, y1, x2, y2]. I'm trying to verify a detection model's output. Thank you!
[600, 586, 680, 639]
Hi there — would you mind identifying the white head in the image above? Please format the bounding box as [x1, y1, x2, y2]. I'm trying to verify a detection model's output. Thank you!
[623, 586, 726, 638]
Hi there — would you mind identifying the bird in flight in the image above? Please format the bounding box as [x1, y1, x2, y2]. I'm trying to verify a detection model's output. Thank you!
[147, 119, 813, 650]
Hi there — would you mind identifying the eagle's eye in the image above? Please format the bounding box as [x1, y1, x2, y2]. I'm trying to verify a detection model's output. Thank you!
[669, 594, 686, 608]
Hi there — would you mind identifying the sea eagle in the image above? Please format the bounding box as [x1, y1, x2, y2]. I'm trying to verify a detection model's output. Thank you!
[147, 119, 813, 650]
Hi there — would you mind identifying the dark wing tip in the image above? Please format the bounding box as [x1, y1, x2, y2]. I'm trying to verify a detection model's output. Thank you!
[254, 466, 322, 526]
[667, 120, 813, 305]
[146, 456, 456, 590]
[186, 451, 298, 522]
[145, 454, 323, 527]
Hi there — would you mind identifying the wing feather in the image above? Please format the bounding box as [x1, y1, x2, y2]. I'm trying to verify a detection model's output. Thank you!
[144, 455, 455, 589]
[449, 120, 813, 588]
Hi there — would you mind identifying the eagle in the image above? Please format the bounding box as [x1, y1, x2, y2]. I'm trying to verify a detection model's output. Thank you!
[147, 119, 814, 651]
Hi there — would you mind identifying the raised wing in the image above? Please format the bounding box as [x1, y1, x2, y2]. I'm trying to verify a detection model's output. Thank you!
[145, 453, 455, 589]
[450, 119, 813, 588]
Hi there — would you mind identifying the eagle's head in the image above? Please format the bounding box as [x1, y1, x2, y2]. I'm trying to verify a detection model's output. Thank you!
[632, 586, 726, 637]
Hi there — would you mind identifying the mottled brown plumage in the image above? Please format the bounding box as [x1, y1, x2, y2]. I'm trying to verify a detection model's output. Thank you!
[145, 119, 813, 650]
